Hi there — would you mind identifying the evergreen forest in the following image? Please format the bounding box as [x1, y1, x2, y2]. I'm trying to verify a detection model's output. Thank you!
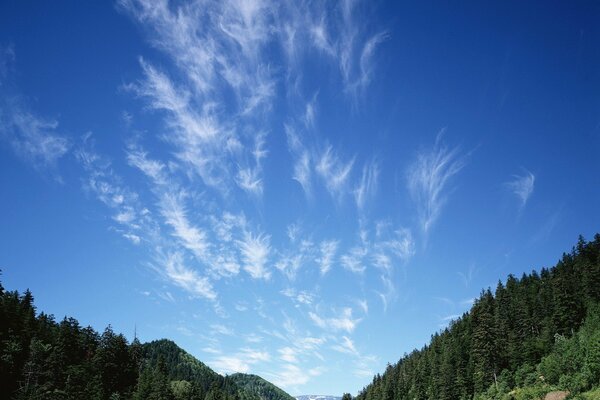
[354, 235, 600, 400]
[2, 234, 600, 399]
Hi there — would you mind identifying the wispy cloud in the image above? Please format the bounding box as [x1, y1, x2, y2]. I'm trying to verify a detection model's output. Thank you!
[316, 239, 339, 275]
[269, 363, 324, 390]
[505, 169, 535, 210]
[127, 145, 168, 185]
[76, 134, 153, 244]
[278, 346, 299, 363]
[374, 227, 415, 266]
[377, 274, 396, 313]
[341, 245, 368, 274]
[281, 288, 314, 306]
[210, 323, 235, 336]
[346, 31, 389, 97]
[354, 159, 379, 210]
[160, 191, 211, 260]
[407, 131, 466, 236]
[128, 59, 235, 192]
[275, 254, 303, 280]
[316, 145, 355, 200]
[237, 231, 271, 280]
[332, 336, 358, 355]
[238, 133, 268, 196]
[0, 46, 69, 174]
[309, 307, 361, 333]
[212, 356, 251, 374]
[285, 124, 313, 197]
[1, 109, 70, 173]
[212, 347, 270, 374]
[159, 252, 217, 301]
[457, 263, 477, 288]
[0, 45, 15, 83]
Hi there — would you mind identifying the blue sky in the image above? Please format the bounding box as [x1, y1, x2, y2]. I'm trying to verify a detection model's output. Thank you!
[1, 0, 600, 395]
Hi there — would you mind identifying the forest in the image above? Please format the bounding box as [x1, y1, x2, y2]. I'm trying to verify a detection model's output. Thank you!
[354, 235, 600, 400]
[2, 234, 600, 400]
[0, 281, 293, 400]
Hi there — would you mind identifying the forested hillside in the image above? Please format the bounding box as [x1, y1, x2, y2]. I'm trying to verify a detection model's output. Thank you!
[0, 281, 291, 400]
[354, 235, 600, 400]
[228, 373, 296, 400]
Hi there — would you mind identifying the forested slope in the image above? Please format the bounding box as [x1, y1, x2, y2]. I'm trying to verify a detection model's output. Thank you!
[0, 280, 290, 400]
[228, 373, 296, 400]
[354, 235, 600, 400]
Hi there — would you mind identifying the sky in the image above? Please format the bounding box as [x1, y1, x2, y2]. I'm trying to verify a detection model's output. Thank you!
[1, 0, 600, 396]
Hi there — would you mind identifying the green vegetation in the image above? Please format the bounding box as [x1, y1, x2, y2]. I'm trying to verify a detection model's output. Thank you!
[228, 373, 296, 400]
[2, 234, 600, 400]
[0, 281, 290, 400]
[355, 234, 600, 400]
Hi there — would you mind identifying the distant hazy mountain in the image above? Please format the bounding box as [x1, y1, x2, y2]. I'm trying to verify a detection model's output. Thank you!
[296, 395, 342, 400]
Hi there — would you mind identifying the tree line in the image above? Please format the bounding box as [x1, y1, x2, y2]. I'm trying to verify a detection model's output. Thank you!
[353, 234, 600, 400]
[0, 276, 286, 400]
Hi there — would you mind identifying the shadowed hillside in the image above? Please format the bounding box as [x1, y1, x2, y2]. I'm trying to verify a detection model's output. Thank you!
[354, 235, 600, 400]
[0, 281, 292, 400]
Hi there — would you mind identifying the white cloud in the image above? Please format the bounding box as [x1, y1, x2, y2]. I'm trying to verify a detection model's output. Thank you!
[130, 60, 234, 191]
[245, 333, 263, 343]
[309, 307, 361, 333]
[212, 356, 251, 374]
[237, 231, 271, 279]
[352, 31, 388, 94]
[236, 132, 268, 197]
[407, 131, 466, 236]
[310, 17, 336, 57]
[332, 336, 358, 355]
[160, 191, 211, 261]
[303, 94, 318, 128]
[316, 239, 339, 275]
[0, 45, 15, 83]
[357, 298, 369, 314]
[211, 212, 247, 242]
[202, 347, 221, 355]
[341, 246, 367, 274]
[281, 288, 314, 305]
[1, 107, 70, 172]
[269, 363, 325, 390]
[316, 145, 355, 199]
[211, 347, 270, 374]
[127, 146, 168, 185]
[161, 252, 217, 301]
[285, 124, 313, 197]
[296, 336, 326, 351]
[278, 346, 298, 363]
[287, 223, 300, 242]
[377, 274, 395, 313]
[354, 159, 379, 210]
[123, 233, 141, 244]
[275, 254, 303, 280]
[506, 169, 535, 210]
[377, 228, 415, 263]
[76, 136, 154, 244]
[210, 324, 234, 336]
[0, 48, 69, 174]
[239, 347, 270, 363]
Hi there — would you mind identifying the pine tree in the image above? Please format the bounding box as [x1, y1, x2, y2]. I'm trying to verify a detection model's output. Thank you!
[471, 289, 498, 393]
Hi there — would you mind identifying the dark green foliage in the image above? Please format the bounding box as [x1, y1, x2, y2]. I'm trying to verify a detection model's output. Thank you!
[227, 373, 295, 400]
[355, 234, 600, 400]
[0, 275, 292, 400]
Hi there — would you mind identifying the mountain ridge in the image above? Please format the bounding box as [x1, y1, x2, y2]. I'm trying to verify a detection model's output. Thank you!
[354, 234, 600, 400]
[295, 395, 342, 400]
[0, 281, 295, 400]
